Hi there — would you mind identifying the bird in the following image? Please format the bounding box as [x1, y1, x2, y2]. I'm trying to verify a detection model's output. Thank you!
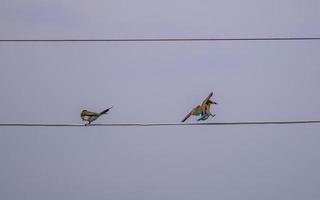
[81, 106, 113, 125]
[181, 92, 217, 122]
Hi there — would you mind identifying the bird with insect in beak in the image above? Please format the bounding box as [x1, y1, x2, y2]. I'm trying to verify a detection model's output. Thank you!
[81, 106, 113, 125]
[181, 92, 218, 122]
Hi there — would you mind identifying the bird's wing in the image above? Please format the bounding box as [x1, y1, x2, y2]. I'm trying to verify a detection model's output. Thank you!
[81, 110, 99, 117]
[181, 105, 202, 122]
[201, 92, 213, 107]
[192, 105, 203, 115]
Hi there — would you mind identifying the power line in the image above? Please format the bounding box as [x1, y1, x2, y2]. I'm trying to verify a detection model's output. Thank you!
[1, 120, 320, 127]
[1, 37, 320, 43]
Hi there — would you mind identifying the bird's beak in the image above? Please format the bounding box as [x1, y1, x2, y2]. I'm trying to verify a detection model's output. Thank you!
[213, 102, 218, 104]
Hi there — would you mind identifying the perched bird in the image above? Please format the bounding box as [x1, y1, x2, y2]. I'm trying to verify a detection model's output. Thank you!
[81, 107, 113, 125]
[181, 92, 217, 122]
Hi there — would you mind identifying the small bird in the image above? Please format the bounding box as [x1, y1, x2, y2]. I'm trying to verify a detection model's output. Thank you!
[81, 107, 113, 125]
[182, 92, 217, 122]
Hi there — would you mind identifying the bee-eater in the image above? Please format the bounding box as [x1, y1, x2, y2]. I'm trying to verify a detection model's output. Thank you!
[81, 106, 113, 125]
[182, 92, 217, 122]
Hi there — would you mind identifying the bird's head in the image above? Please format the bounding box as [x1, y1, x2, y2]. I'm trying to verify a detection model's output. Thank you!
[81, 110, 87, 115]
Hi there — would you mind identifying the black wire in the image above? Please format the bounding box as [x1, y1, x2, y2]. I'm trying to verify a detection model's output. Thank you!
[1, 37, 320, 43]
[1, 120, 320, 127]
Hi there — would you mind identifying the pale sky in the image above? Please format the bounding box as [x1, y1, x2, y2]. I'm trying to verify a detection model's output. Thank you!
[1, 0, 320, 199]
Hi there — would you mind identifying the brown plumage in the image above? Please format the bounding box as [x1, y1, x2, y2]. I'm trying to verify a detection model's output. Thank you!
[181, 92, 217, 122]
[81, 107, 113, 125]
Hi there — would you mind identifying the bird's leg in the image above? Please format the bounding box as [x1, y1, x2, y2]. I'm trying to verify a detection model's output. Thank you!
[197, 115, 206, 121]
[211, 114, 216, 118]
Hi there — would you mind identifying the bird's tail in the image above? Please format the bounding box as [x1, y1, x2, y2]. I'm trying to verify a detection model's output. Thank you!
[181, 111, 192, 122]
[100, 106, 113, 115]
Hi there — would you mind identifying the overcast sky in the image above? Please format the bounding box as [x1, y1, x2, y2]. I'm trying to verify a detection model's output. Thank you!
[1, 0, 320, 200]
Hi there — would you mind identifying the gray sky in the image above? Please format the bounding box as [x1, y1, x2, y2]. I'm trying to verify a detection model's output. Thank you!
[1, 0, 320, 199]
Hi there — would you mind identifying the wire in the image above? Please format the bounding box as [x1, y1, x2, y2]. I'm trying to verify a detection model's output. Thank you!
[1, 120, 320, 127]
[1, 37, 320, 43]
